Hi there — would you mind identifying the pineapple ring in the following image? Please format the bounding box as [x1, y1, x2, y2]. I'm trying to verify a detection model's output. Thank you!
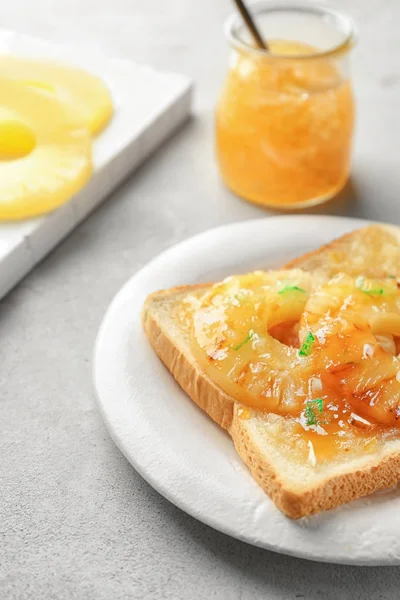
[192, 269, 314, 413]
[299, 273, 400, 343]
[191, 270, 400, 428]
[0, 56, 113, 135]
[0, 79, 92, 220]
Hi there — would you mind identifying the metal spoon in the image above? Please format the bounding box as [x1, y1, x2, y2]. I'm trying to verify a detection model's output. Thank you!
[232, 0, 269, 51]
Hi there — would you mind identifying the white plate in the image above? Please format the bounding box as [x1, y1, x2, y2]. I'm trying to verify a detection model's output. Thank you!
[93, 215, 400, 566]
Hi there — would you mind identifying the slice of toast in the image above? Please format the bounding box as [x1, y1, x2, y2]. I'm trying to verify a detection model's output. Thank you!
[142, 224, 400, 518]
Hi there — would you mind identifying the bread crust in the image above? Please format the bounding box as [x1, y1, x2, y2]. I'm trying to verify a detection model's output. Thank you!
[143, 285, 236, 431]
[142, 225, 400, 518]
[285, 224, 400, 277]
[231, 415, 400, 518]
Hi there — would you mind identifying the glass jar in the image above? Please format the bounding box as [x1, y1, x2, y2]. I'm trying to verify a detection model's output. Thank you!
[216, 2, 357, 209]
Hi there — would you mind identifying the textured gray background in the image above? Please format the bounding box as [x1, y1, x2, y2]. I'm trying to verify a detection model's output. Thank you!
[1, 1, 400, 598]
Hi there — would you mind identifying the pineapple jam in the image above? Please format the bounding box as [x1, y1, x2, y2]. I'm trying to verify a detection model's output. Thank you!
[0, 57, 113, 220]
[216, 40, 355, 209]
[188, 269, 400, 463]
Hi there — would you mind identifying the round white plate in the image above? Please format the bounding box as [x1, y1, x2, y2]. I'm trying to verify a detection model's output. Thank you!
[94, 215, 400, 566]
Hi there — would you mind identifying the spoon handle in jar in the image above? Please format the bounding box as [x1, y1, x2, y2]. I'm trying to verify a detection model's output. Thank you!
[232, 0, 269, 51]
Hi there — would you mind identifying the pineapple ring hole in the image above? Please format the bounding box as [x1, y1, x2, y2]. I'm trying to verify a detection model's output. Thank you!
[0, 120, 36, 161]
[269, 321, 300, 349]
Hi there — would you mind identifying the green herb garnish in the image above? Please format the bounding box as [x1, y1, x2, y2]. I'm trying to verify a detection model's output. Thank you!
[233, 291, 247, 303]
[388, 275, 397, 279]
[305, 399, 324, 427]
[355, 276, 384, 296]
[299, 332, 315, 357]
[233, 330, 254, 351]
[278, 285, 306, 295]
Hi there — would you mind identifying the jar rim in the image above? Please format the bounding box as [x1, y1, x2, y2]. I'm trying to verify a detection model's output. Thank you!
[224, 1, 357, 60]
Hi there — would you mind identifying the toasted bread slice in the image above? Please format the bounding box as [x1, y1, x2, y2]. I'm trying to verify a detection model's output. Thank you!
[143, 224, 400, 518]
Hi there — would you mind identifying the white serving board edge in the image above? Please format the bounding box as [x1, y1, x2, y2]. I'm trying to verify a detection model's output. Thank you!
[0, 29, 192, 300]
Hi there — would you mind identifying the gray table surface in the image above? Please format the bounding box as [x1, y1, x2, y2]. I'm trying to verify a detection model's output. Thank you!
[1, 1, 400, 598]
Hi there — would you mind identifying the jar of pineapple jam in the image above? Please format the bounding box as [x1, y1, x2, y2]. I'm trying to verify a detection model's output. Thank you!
[216, 3, 357, 209]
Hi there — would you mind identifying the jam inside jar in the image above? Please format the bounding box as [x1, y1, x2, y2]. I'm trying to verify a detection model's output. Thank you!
[216, 3, 357, 209]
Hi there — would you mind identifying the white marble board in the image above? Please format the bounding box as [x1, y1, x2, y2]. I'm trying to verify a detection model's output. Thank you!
[0, 29, 192, 299]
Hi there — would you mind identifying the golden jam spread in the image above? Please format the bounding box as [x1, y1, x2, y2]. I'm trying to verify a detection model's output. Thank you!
[216, 40, 355, 209]
[189, 269, 400, 463]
